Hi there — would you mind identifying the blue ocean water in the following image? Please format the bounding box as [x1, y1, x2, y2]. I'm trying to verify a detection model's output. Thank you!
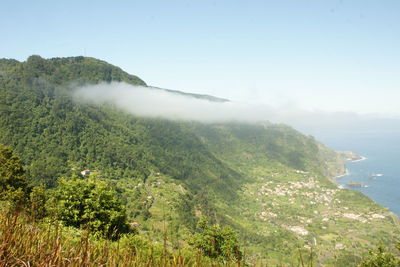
[313, 130, 400, 216]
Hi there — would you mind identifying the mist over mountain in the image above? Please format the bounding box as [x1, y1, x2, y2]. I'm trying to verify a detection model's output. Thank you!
[1, 56, 399, 266]
[74, 82, 400, 138]
[2, 0, 400, 264]
[74, 82, 276, 123]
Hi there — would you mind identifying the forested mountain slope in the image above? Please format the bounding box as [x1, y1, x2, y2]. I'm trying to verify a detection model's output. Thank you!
[0, 56, 337, 193]
[1, 56, 399, 266]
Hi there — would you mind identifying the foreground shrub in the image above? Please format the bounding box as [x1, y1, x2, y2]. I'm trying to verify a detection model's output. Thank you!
[0, 144, 29, 205]
[359, 245, 400, 267]
[47, 175, 131, 239]
[189, 217, 242, 262]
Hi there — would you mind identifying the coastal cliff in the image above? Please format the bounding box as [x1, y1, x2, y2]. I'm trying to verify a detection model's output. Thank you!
[337, 150, 364, 162]
[316, 145, 363, 182]
[1, 56, 399, 266]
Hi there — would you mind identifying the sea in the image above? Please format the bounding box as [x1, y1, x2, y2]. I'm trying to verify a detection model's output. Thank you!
[310, 129, 400, 216]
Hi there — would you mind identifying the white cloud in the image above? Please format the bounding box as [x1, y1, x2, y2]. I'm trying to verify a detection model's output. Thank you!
[73, 82, 400, 135]
[74, 82, 277, 123]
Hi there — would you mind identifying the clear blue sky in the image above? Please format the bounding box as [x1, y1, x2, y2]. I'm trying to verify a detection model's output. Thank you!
[2, 0, 400, 115]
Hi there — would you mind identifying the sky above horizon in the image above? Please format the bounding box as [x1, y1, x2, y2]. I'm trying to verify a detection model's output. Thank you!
[2, 0, 400, 116]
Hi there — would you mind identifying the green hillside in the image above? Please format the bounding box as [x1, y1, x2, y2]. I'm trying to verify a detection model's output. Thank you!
[0, 56, 399, 266]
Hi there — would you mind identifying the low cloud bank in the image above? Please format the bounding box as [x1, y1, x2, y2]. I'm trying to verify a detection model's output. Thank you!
[74, 82, 282, 123]
[73, 82, 400, 134]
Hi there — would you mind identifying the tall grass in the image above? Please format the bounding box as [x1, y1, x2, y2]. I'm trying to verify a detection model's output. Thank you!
[0, 208, 243, 266]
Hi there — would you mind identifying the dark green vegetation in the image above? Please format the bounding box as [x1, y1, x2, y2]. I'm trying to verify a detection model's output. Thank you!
[0, 144, 28, 203]
[189, 217, 242, 261]
[47, 175, 130, 239]
[1, 56, 399, 266]
[0, 145, 242, 266]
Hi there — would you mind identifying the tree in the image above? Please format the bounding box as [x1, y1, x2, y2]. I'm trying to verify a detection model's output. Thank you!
[0, 144, 28, 203]
[359, 245, 400, 267]
[48, 175, 131, 239]
[189, 217, 242, 262]
[29, 185, 47, 220]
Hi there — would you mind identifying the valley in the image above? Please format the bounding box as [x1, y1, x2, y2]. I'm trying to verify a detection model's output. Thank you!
[0, 56, 399, 266]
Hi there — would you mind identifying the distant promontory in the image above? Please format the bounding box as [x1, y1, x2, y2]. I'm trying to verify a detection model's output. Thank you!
[337, 150, 364, 162]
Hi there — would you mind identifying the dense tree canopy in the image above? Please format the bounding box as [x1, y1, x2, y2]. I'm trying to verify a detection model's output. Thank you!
[49, 175, 131, 239]
[0, 144, 28, 202]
